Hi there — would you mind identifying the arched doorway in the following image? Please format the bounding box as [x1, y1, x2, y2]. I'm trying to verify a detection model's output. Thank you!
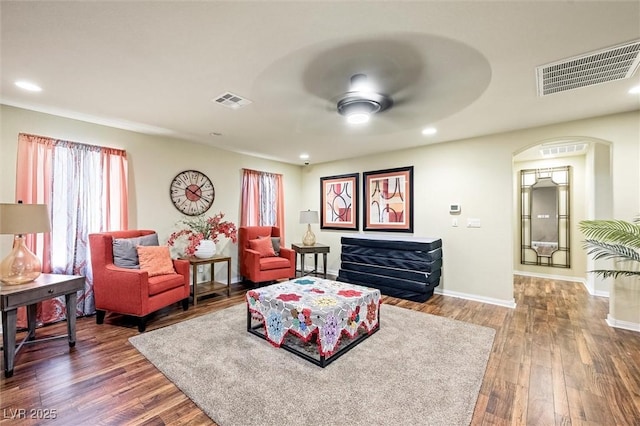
[512, 137, 613, 295]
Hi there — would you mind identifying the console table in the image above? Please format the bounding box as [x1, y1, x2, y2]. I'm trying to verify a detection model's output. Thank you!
[181, 255, 231, 305]
[338, 235, 443, 302]
[291, 243, 330, 279]
[1, 273, 84, 377]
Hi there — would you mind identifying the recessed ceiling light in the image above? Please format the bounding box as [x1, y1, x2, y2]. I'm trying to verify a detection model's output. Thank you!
[421, 127, 437, 136]
[15, 80, 42, 92]
[299, 154, 309, 160]
[629, 85, 640, 94]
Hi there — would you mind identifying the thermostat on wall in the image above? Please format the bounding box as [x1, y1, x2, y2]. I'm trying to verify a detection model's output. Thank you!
[450, 204, 461, 214]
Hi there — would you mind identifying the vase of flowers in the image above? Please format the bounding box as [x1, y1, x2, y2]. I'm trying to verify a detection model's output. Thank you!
[194, 239, 216, 258]
[167, 212, 238, 258]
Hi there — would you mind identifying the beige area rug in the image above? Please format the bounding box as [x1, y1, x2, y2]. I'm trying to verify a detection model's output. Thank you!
[129, 303, 495, 426]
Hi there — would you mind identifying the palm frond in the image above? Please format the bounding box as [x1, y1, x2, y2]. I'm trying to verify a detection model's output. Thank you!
[588, 269, 640, 279]
[580, 216, 640, 281]
[583, 240, 640, 262]
[579, 220, 640, 249]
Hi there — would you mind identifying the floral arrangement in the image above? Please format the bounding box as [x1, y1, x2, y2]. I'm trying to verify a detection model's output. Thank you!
[167, 212, 238, 256]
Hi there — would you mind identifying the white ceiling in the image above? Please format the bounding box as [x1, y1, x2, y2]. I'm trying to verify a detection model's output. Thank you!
[1, 1, 639, 165]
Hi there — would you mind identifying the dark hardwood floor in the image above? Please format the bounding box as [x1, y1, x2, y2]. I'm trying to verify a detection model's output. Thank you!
[1, 275, 639, 425]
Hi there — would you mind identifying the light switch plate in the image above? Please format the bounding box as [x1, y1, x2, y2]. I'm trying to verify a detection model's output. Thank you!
[467, 218, 481, 228]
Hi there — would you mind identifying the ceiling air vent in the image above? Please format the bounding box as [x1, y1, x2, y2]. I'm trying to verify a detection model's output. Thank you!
[536, 40, 640, 96]
[212, 91, 252, 109]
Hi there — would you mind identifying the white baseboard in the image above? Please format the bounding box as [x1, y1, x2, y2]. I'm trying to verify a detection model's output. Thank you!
[333, 269, 515, 308]
[327, 268, 339, 278]
[606, 314, 640, 333]
[591, 289, 610, 297]
[434, 287, 517, 309]
[514, 270, 609, 298]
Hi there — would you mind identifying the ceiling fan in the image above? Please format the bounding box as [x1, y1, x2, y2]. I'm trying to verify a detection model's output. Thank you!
[336, 73, 393, 124]
[252, 34, 491, 136]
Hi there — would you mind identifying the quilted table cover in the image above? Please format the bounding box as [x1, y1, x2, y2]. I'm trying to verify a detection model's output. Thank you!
[246, 277, 381, 356]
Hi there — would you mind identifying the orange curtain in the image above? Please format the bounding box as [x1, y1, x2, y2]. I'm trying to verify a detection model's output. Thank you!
[15, 133, 128, 326]
[16, 134, 55, 272]
[275, 173, 284, 242]
[241, 169, 261, 227]
[241, 168, 285, 243]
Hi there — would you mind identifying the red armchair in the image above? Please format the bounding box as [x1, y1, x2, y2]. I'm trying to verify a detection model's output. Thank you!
[89, 230, 190, 332]
[239, 226, 295, 284]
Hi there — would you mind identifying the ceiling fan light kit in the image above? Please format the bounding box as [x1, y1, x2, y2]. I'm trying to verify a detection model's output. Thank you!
[346, 112, 371, 124]
[337, 74, 393, 124]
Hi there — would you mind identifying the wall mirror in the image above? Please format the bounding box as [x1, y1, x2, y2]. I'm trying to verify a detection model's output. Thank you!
[520, 166, 570, 268]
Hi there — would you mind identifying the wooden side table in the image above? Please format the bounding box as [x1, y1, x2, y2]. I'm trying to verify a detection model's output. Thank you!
[291, 243, 330, 279]
[181, 255, 231, 305]
[1, 273, 85, 377]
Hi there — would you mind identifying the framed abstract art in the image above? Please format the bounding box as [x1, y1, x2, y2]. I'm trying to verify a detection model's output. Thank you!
[320, 173, 359, 230]
[363, 166, 413, 232]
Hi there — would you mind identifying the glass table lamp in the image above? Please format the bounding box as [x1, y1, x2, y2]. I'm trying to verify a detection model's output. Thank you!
[0, 202, 51, 285]
[299, 210, 319, 246]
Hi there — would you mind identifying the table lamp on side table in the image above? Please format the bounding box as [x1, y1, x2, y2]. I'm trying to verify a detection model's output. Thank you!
[0, 201, 51, 285]
[300, 210, 319, 246]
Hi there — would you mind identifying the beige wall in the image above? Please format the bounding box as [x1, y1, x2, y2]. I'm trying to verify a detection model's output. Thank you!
[586, 141, 614, 296]
[0, 105, 303, 281]
[2, 105, 639, 324]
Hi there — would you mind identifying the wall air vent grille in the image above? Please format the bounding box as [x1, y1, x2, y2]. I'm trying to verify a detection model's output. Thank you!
[540, 142, 587, 157]
[536, 40, 640, 96]
[212, 92, 253, 109]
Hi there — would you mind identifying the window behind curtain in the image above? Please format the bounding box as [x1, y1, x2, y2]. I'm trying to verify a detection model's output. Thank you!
[16, 133, 128, 325]
[241, 168, 285, 242]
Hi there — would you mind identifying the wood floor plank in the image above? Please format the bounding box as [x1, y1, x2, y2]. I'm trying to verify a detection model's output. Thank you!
[471, 392, 490, 426]
[510, 383, 529, 426]
[609, 355, 640, 418]
[566, 386, 588, 423]
[1, 277, 639, 425]
[486, 378, 517, 422]
[527, 363, 555, 425]
[550, 339, 571, 423]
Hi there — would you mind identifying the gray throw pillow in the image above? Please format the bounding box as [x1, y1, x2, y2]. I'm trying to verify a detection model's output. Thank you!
[271, 237, 281, 256]
[112, 233, 159, 268]
[258, 235, 281, 256]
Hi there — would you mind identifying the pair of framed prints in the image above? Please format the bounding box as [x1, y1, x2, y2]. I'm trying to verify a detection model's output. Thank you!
[320, 166, 413, 233]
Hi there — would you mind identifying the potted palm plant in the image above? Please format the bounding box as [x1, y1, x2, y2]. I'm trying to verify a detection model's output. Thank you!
[579, 215, 640, 278]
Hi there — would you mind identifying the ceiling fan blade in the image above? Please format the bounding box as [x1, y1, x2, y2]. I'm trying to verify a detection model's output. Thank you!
[301, 37, 424, 102]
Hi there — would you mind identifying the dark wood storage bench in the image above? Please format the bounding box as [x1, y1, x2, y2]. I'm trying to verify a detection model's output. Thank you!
[337, 235, 442, 302]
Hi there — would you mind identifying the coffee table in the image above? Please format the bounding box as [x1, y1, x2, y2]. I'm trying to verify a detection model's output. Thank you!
[246, 277, 381, 367]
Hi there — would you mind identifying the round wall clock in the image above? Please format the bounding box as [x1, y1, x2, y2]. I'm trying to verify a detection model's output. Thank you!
[170, 170, 215, 216]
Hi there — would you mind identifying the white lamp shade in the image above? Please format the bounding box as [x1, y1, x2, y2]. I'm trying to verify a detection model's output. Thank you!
[0, 203, 51, 235]
[299, 210, 319, 224]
